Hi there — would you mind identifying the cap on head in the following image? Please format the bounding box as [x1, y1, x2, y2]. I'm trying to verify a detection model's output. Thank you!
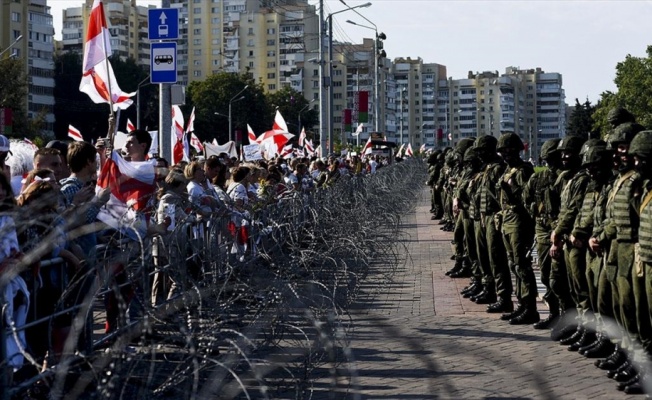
[46, 140, 69, 159]
[0, 135, 10, 153]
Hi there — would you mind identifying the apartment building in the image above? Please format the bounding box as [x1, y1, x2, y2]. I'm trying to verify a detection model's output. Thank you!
[0, 0, 56, 136]
[61, 0, 152, 65]
[389, 57, 447, 147]
[444, 67, 566, 161]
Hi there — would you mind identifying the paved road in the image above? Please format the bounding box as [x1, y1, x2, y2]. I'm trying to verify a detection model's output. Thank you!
[313, 188, 639, 400]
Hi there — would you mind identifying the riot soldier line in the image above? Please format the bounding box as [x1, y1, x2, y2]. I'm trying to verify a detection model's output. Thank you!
[426, 107, 652, 396]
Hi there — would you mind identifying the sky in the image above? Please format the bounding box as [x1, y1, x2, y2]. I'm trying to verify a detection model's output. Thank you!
[48, 0, 652, 105]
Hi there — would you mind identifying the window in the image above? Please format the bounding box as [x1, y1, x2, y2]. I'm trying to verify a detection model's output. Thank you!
[314, 93, 319, 100]
[266, 39, 275, 46]
[267, 73, 275, 79]
[193, 18, 201, 24]
[248, 28, 254, 35]
[267, 28, 276, 34]
[194, 49, 202, 56]
[194, 60, 201, 66]
[211, 8, 220, 13]
[268, 84, 276, 90]
[312, 81, 319, 88]
[212, 49, 220, 55]
[267, 61, 276, 68]
[247, 39, 254, 46]
[194, 70, 202, 77]
[313, 69, 318, 77]
[193, 39, 201, 45]
[211, 18, 220, 24]
[249, 50, 254, 56]
[333, 81, 342, 87]
[193, 29, 201, 35]
[334, 93, 343, 99]
[212, 39, 219, 45]
[11, 12, 20, 22]
[249, 61, 254, 68]
[267, 50, 276, 57]
[193, 7, 201, 13]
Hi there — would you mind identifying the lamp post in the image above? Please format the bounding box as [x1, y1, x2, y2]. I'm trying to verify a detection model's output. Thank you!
[399, 88, 406, 145]
[0, 35, 22, 58]
[327, 2, 372, 153]
[345, 19, 385, 134]
[229, 85, 248, 143]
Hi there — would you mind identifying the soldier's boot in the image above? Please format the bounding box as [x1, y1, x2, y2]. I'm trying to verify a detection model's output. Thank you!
[606, 358, 633, 378]
[438, 219, 448, 225]
[461, 279, 479, 295]
[550, 309, 579, 341]
[596, 345, 628, 370]
[623, 372, 649, 394]
[559, 326, 585, 345]
[445, 257, 464, 276]
[450, 258, 472, 278]
[568, 329, 597, 352]
[501, 303, 525, 321]
[580, 333, 615, 357]
[533, 312, 559, 330]
[509, 303, 540, 325]
[612, 363, 638, 382]
[473, 289, 497, 305]
[618, 372, 641, 391]
[463, 283, 483, 298]
[487, 297, 513, 313]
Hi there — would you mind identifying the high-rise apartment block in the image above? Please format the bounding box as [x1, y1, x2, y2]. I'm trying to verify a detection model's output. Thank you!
[1, 0, 55, 136]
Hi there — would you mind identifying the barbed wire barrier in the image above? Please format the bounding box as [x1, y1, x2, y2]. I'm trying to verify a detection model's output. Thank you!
[3, 159, 427, 399]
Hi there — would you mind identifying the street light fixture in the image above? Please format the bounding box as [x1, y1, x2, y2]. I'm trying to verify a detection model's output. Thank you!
[0, 35, 23, 58]
[346, 19, 386, 135]
[298, 98, 315, 134]
[326, 2, 372, 153]
[229, 85, 248, 143]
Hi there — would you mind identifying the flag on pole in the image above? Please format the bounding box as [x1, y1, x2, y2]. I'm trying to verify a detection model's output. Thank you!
[126, 118, 136, 132]
[171, 105, 188, 164]
[419, 143, 426, 153]
[353, 123, 364, 136]
[247, 124, 257, 143]
[397, 143, 405, 157]
[79, 0, 134, 110]
[305, 139, 315, 156]
[190, 133, 204, 153]
[96, 150, 156, 239]
[362, 136, 373, 156]
[23, 138, 38, 150]
[68, 125, 84, 142]
[185, 107, 196, 133]
[281, 144, 294, 159]
[273, 110, 289, 132]
[298, 127, 306, 147]
[405, 143, 414, 157]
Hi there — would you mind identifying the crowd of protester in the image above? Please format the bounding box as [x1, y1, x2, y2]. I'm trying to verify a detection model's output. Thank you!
[427, 106, 652, 395]
[0, 129, 390, 387]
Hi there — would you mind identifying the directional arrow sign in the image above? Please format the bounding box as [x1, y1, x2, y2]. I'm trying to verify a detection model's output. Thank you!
[151, 42, 177, 84]
[148, 8, 178, 40]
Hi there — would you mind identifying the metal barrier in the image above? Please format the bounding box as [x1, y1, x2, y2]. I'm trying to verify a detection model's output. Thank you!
[1, 159, 428, 399]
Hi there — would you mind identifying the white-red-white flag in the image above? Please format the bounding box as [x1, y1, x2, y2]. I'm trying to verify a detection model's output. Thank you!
[258, 130, 294, 154]
[298, 127, 306, 147]
[96, 150, 156, 239]
[185, 107, 196, 133]
[295, 148, 305, 158]
[281, 144, 294, 159]
[396, 143, 405, 157]
[273, 110, 289, 133]
[68, 125, 84, 142]
[353, 123, 364, 136]
[79, 0, 134, 110]
[362, 136, 373, 156]
[247, 124, 257, 144]
[419, 143, 426, 153]
[447, 133, 452, 141]
[190, 132, 204, 153]
[171, 105, 189, 164]
[126, 118, 136, 132]
[405, 143, 414, 157]
[305, 139, 315, 156]
[23, 138, 38, 150]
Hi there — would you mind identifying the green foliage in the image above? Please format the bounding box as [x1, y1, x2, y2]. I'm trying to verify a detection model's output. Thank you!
[593, 45, 652, 136]
[0, 57, 33, 137]
[566, 99, 595, 139]
[186, 72, 267, 144]
[266, 86, 317, 136]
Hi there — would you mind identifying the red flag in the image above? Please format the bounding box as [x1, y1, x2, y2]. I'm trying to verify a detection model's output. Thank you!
[190, 132, 204, 153]
[298, 127, 306, 147]
[96, 150, 156, 239]
[185, 107, 196, 133]
[68, 125, 84, 142]
[362, 136, 373, 155]
[405, 143, 414, 157]
[79, 0, 134, 110]
[171, 105, 189, 164]
[126, 118, 136, 132]
[281, 144, 294, 159]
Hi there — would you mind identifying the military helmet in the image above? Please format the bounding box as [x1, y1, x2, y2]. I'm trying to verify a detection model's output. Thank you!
[496, 132, 524, 151]
[607, 106, 636, 128]
[463, 146, 480, 163]
[610, 122, 645, 147]
[581, 143, 611, 167]
[579, 138, 606, 156]
[629, 130, 652, 160]
[540, 138, 561, 161]
[427, 151, 439, 165]
[556, 135, 586, 154]
[455, 138, 475, 156]
[474, 135, 498, 152]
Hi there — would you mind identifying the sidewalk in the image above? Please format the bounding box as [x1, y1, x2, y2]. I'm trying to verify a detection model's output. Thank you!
[315, 188, 638, 399]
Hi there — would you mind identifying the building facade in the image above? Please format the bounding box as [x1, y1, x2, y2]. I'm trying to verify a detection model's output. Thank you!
[0, 0, 56, 137]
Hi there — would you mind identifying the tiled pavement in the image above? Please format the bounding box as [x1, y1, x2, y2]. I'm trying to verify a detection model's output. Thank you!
[315, 188, 640, 399]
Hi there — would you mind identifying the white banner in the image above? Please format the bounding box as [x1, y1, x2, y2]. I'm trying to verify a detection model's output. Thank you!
[243, 143, 263, 161]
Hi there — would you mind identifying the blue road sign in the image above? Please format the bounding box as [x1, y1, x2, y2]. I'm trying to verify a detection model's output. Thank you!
[148, 8, 179, 40]
[151, 42, 177, 84]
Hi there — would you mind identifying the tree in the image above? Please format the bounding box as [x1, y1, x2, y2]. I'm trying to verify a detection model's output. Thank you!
[593, 45, 652, 136]
[266, 86, 317, 136]
[566, 99, 595, 139]
[0, 56, 36, 137]
[186, 72, 267, 144]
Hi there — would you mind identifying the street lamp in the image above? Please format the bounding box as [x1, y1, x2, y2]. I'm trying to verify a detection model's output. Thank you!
[346, 19, 385, 135]
[399, 88, 406, 145]
[0, 35, 23, 58]
[327, 2, 372, 153]
[229, 85, 248, 143]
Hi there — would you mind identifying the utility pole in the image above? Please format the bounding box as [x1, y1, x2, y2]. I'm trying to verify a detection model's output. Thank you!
[159, 0, 172, 161]
[318, 0, 328, 157]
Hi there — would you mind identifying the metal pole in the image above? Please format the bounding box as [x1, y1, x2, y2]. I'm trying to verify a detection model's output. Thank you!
[228, 102, 232, 143]
[159, 0, 172, 162]
[374, 33, 380, 133]
[319, 0, 327, 157]
[399, 89, 403, 145]
[328, 14, 334, 154]
[529, 126, 532, 160]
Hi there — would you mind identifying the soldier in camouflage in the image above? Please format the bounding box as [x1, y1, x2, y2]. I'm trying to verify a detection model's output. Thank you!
[523, 138, 562, 329]
[495, 133, 538, 324]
